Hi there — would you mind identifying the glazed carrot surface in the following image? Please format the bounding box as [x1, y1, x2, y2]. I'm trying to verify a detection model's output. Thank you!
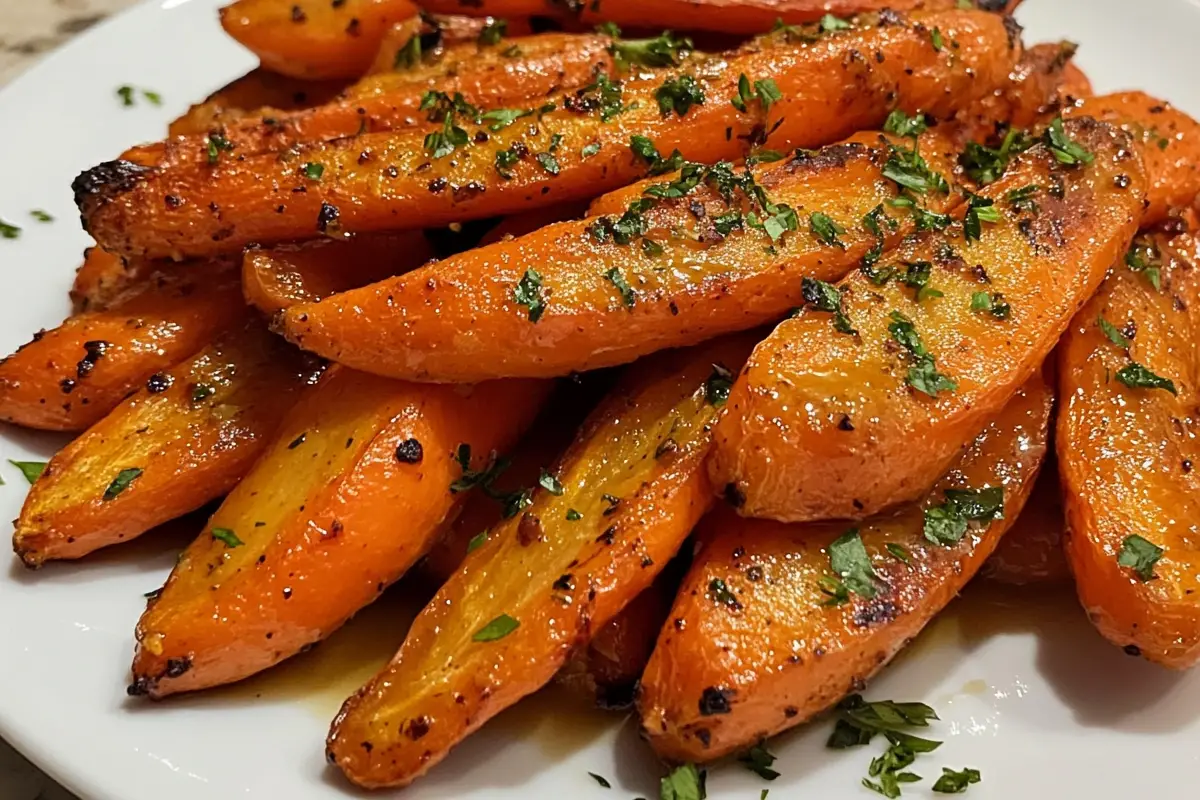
[167, 68, 348, 137]
[221, 0, 420, 79]
[709, 117, 1144, 522]
[0, 260, 247, 431]
[242, 231, 436, 315]
[365, 14, 534, 75]
[68, 247, 150, 313]
[979, 454, 1068, 585]
[326, 333, 757, 788]
[12, 322, 314, 567]
[1058, 224, 1200, 668]
[640, 373, 1051, 763]
[130, 367, 548, 697]
[79, 9, 1020, 259]
[282, 128, 965, 381]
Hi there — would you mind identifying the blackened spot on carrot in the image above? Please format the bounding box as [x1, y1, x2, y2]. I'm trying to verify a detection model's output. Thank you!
[291, 5, 307, 22]
[395, 438, 424, 463]
[698, 686, 734, 715]
[146, 372, 172, 393]
[724, 482, 746, 508]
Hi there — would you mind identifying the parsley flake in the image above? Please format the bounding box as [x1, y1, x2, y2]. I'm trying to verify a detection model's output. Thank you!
[103, 467, 143, 501]
[9, 460, 46, 484]
[1044, 117, 1093, 166]
[474, 613, 520, 641]
[932, 767, 981, 794]
[1097, 315, 1130, 348]
[1116, 363, 1177, 395]
[1117, 534, 1163, 581]
[478, 19, 507, 46]
[923, 487, 1004, 545]
[705, 363, 734, 406]
[211, 527, 243, 548]
[829, 528, 880, 599]
[660, 764, 705, 800]
[605, 267, 636, 307]
[739, 743, 780, 780]
[513, 268, 547, 322]
[810, 212, 847, 247]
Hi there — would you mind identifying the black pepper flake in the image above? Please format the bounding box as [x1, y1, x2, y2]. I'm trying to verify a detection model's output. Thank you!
[596, 525, 616, 545]
[724, 482, 746, 508]
[76, 340, 111, 378]
[1183, 459, 1193, 473]
[698, 686, 734, 715]
[288, 433, 307, 449]
[283, 587, 293, 599]
[164, 194, 182, 209]
[837, 415, 855, 431]
[360, 741, 373, 754]
[407, 716, 431, 740]
[1124, 644, 1142, 657]
[428, 177, 448, 194]
[291, 4, 307, 22]
[59, 378, 76, 394]
[553, 573, 575, 591]
[317, 201, 341, 234]
[395, 437, 424, 463]
[1114, 174, 1131, 189]
[346, 17, 360, 35]
[146, 372, 173, 393]
[746, 565, 764, 582]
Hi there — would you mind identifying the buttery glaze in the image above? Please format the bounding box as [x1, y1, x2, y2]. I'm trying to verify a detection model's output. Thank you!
[640, 374, 1051, 763]
[78, 8, 1020, 259]
[710, 117, 1145, 522]
[1058, 222, 1200, 667]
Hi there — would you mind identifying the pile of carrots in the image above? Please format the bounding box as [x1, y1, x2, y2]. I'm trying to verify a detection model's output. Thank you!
[6, 0, 1200, 792]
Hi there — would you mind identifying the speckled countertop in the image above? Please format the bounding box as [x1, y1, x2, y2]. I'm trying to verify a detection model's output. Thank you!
[1, 4, 141, 797]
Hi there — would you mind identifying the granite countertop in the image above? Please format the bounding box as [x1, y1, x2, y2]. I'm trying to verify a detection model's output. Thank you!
[2, 4, 141, 795]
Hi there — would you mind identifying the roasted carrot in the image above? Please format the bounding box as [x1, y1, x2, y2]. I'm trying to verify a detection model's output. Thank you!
[326, 333, 757, 789]
[242, 232, 436, 315]
[221, 0, 420, 79]
[1058, 223, 1200, 668]
[1064, 91, 1200, 225]
[0, 260, 247, 432]
[640, 372, 1051, 763]
[708, 118, 1144, 522]
[12, 323, 314, 567]
[129, 368, 548, 697]
[69, 247, 153, 313]
[79, 9, 1021, 259]
[168, 68, 348, 137]
[283, 127, 965, 380]
[979, 455, 1067, 585]
[366, 14, 533, 74]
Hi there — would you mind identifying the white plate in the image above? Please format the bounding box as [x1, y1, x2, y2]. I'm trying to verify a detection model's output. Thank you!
[2, 1, 1200, 797]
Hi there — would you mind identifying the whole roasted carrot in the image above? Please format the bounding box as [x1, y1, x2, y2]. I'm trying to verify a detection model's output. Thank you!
[12, 322, 315, 567]
[79, 8, 1021, 260]
[129, 367, 549, 697]
[0, 260, 246, 431]
[281, 126, 964, 380]
[221, 0, 420, 79]
[709, 117, 1144, 522]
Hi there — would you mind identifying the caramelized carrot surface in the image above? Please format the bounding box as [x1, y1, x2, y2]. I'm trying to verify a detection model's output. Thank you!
[221, 0, 420, 79]
[130, 367, 548, 697]
[69, 247, 151, 313]
[641, 373, 1051, 762]
[326, 333, 757, 789]
[167, 68, 348, 137]
[0, 260, 246, 431]
[80, 9, 1021, 259]
[365, 14, 534, 75]
[709, 118, 1144, 522]
[1058, 224, 1200, 668]
[13, 323, 314, 567]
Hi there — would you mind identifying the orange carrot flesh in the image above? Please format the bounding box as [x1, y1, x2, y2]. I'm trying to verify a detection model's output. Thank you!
[12, 323, 314, 567]
[281, 128, 964, 380]
[640, 373, 1050, 763]
[79, 9, 1021, 259]
[708, 118, 1145, 523]
[167, 68, 349, 137]
[0, 260, 247, 432]
[325, 333, 757, 789]
[979, 454, 1067, 585]
[1058, 224, 1200, 668]
[69, 247, 151, 313]
[242, 231, 436, 315]
[220, 0, 420, 79]
[130, 367, 549, 697]
[365, 14, 535, 75]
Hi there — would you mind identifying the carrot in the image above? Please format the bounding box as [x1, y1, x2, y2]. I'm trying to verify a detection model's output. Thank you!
[366, 14, 534, 74]
[69, 247, 153, 313]
[1064, 91, 1200, 225]
[129, 367, 548, 698]
[79, 9, 1021, 259]
[0, 259, 247, 432]
[639, 371, 1050, 763]
[220, 0, 420, 79]
[168, 68, 348, 137]
[282, 127, 965, 380]
[325, 333, 757, 789]
[979, 453, 1067, 585]
[12, 322, 314, 567]
[1058, 223, 1200, 668]
[242, 232, 436, 315]
[709, 117, 1144, 523]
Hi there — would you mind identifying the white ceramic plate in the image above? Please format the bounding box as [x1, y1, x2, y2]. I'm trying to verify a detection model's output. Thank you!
[3, 1, 1200, 797]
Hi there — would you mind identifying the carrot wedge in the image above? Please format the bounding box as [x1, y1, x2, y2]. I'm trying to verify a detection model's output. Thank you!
[639, 371, 1050, 762]
[709, 117, 1144, 522]
[129, 368, 547, 697]
[282, 127, 964, 380]
[242, 232, 435, 315]
[1058, 223, 1200, 668]
[69, 247, 153, 313]
[220, 0, 420, 79]
[325, 332, 757, 789]
[12, 322, 314, 567]
[979, 455, 1067, 585]
[79, 8, 1020, 259]
[0, 259, 246, 432]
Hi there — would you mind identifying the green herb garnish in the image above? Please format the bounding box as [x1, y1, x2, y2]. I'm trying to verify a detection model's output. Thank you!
[1117, 534, 1163, 581]
[513, 268, 547, 322]
[212, 527, 243, 548]
[474, 613, 520, 641]
[1116, 363, 1177, 395]
[103, 467, 143, 501]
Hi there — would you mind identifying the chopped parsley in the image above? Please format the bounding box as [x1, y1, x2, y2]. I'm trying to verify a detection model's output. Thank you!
[467, 531, 488, 553]
[1117, 534, 1163, 581]
[819, 13, 852, 32]
[588, 772, 612, 788]
[393, 35, 422, 69]
[423, 112, 469, 159]
[1124, 238, 1163, 290]
[801, 277, 855, 334]
[888, 312, 957, 396]
[570, 74, 631, 122]
[739, 743, 780, 780]
[29, 210, 53, 223]
[566, 509, 583, 521]
[901, 261, 942, 302]
[116, 85, 161, 107]
[923, 486, 1004, 545]
[535, 151, 560, 175]
[930, 26, 945, 51]
[828, 528, 881, 599]
[960, 128, 1033, 185]
[1005, 184, 1040, 213]
[656, 74, 706, 117]
[709, 578, 740, 609]
[1097, 315, 1130, 348]
[1043, 117, 1093, 166]
[932, 768, 981, 794]
[9, 460, 46, 484]
[883, 110, 928, 138]
[478, 19, 507, 45]
[300, 162, 325, 180]
[962, 193, 1002, 243]
[827, 694, 943, 798]
[886, 543, 912, 564]
[731, 74, 782, 113]
[810, 212, 847, 248]
[206, 132, 234, 165]
[479, 107, 532, 131]
[191, 383, 215, 403]
[630, 135, 684, 175]
[211, 527, 243, 548]
[538, 470, 564, 495]
[605, 267, 636, 307]
[1115, 363, 1177, 395]
[883, 142, 948, 195]
[705, 363, 734, 406]
[970, 292, 1010, 319]
[473, 613, 520, 642]
[513, 268, 546, 322]
[660, 764, 705, 800]
[103, 467, 143, 501]
[610, 30, 693, 69]
[581, 142, 602, 158]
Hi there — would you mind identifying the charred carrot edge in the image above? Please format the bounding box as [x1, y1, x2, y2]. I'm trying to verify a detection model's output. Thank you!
[325, 333, 758, 789]
[640, 372, 1050, 762]
[129, 368, 549, 697]
[220, 0, 421, 79]
[12, 322, 313, 567]
[1058, 222, 1200, 667]
[708, 117, 1145, 522]
[0, 260, 247, 432]
[80, 8, 1021, 259]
